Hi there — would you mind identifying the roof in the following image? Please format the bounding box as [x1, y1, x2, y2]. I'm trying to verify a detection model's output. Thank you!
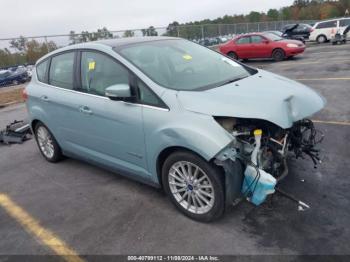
[36, 36, 180, 65]
[233, 32, 265, 38]
[95, 36, 178, 47]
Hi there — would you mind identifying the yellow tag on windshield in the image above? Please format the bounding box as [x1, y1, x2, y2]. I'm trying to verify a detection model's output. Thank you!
[88, 61, 96, 70]
[183, 54, 192, 60]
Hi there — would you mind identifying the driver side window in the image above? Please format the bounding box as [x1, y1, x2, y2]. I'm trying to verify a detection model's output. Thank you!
[80, 51, 129, 96]
[251, 35, 263, 43]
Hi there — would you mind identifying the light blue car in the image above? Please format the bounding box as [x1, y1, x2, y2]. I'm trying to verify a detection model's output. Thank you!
[25, 37, 325, 221]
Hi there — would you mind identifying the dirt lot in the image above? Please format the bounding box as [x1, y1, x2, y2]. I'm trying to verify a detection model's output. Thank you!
[0, 84, 26, 107]
[0, 43, 349, 259]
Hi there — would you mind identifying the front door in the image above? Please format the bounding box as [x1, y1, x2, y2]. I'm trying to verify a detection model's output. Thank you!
[65, 51, 148, 177]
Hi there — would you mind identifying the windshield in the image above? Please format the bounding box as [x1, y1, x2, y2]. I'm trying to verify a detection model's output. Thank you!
[263, 32, 283, 41]
[115, 39, 254, 91]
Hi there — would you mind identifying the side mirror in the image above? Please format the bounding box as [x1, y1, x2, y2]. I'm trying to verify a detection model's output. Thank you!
[262, 39, 269, 44]
[105, 84, 132, 101]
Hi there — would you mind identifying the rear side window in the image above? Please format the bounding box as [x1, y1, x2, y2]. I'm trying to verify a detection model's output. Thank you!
[80, 51, 129, 96]
[49, 52, 75, 89]
[340, 19, 350, 27]
[316, 21, 337, 29]
[36, 60, 48, 83]
[236, 37, 250, 44]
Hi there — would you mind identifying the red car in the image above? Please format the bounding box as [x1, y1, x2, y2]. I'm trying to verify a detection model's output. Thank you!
[219, 32, 306, 61]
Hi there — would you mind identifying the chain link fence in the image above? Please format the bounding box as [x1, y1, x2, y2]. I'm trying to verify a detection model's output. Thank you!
[0, 20, 317, 66]
[0, 20, 317, 47]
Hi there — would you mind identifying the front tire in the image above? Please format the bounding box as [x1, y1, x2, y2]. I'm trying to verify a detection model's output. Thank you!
[272, 48, 285, 62]
[162, 151, 225, 222]
[34, 123, 63, 163]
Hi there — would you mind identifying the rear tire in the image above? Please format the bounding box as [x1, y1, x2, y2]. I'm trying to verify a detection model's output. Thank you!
[227, 51, 238, 60]
[317, 35, 327, 44]
[162, 151, 225, 222]
[34, 122, 63, 163]
[272, 48, 285, 62]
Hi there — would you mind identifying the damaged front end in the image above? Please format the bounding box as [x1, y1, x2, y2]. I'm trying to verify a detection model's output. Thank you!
[214, 117, 323, 206]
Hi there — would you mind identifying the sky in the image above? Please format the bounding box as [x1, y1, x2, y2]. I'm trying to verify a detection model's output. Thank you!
[0, 0, 293, 39]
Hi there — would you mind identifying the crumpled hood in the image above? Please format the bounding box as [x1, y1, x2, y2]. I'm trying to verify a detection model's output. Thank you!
[177, 70, 326, 128]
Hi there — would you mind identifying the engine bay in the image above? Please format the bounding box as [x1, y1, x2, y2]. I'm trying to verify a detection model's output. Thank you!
[214, 117, 324, 205]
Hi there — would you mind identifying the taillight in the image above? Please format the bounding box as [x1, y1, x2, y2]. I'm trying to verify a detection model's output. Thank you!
[22, 88, 28, 101]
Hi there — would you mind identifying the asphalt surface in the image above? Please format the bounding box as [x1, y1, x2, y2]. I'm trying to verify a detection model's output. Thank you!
[0, 43, 349, 257]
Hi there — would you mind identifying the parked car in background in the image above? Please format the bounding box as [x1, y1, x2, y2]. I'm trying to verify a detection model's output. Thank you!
[25, 37, 325, 221]
[266, 30, 283, 37]
[331, 25, 350, 45]
[219, 32, 305, 61]
[282, 23, 312, 42]
[26, 65, 35, 79]
[310, 17, 350, 43]
[0, 69, 28, 87]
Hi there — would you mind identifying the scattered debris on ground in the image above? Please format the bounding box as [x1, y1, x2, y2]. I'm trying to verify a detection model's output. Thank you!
[0, 120, 32, 145]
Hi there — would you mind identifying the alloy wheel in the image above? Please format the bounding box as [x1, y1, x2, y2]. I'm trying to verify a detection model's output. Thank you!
[168, 161, 215, 214]
[36, 126, 55, 159]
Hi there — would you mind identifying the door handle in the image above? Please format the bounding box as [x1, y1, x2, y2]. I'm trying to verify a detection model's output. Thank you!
[79, 105, 93, 115]
[40, 95, 49, 102]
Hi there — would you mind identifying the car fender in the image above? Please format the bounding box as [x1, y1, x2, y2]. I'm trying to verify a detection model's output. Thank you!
[143, 109, 233, 184]
[27, 102, 62, 145]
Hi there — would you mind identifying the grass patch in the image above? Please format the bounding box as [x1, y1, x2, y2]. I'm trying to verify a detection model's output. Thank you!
[0, 87, 25, 106]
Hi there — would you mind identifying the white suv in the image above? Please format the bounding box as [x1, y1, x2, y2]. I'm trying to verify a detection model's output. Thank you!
[310, 17, 350, 43]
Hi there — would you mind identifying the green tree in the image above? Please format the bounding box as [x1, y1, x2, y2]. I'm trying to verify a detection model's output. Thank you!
[69, 27, 114, 45]
[247, 11, 262, 22]
[165, 21, 180, 36]
[123, 30, 134, 37]
[9, 36, 27, 53]
[25, 40, 57, 64]
[267, 9, 279, 20]
[280, 7, 292, 20]
[142, 26, 158, 36]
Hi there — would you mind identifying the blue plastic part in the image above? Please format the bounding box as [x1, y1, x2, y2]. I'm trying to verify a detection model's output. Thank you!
[242, 166, 277, 205]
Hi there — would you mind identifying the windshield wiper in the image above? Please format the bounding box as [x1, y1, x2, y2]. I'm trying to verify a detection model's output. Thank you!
[218, 76, 246, 87]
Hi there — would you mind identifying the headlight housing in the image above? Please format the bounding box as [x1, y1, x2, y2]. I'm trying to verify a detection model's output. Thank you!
[287, 43, 298, 48]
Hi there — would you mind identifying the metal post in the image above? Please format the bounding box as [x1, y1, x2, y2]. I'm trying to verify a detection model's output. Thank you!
[44, 36, 49, 52]
[246, 23, 249, 33]
[176, 26, 179, 37]
[201, 25, 204, 40]
[234, 24, 237, 35]
[258, 23, 260, 32]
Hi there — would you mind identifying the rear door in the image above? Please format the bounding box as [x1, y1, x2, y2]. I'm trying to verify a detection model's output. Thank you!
[31, 51, 77, 144]
[250, 35, 271, 58]
[234, 36, 252, 58]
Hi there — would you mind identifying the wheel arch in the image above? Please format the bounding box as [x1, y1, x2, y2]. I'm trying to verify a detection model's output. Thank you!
[31, 119, 41, 131]
[271, 47, 285, 56]
[227, 51, 238, 59]
[156, 146, 216, 189]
